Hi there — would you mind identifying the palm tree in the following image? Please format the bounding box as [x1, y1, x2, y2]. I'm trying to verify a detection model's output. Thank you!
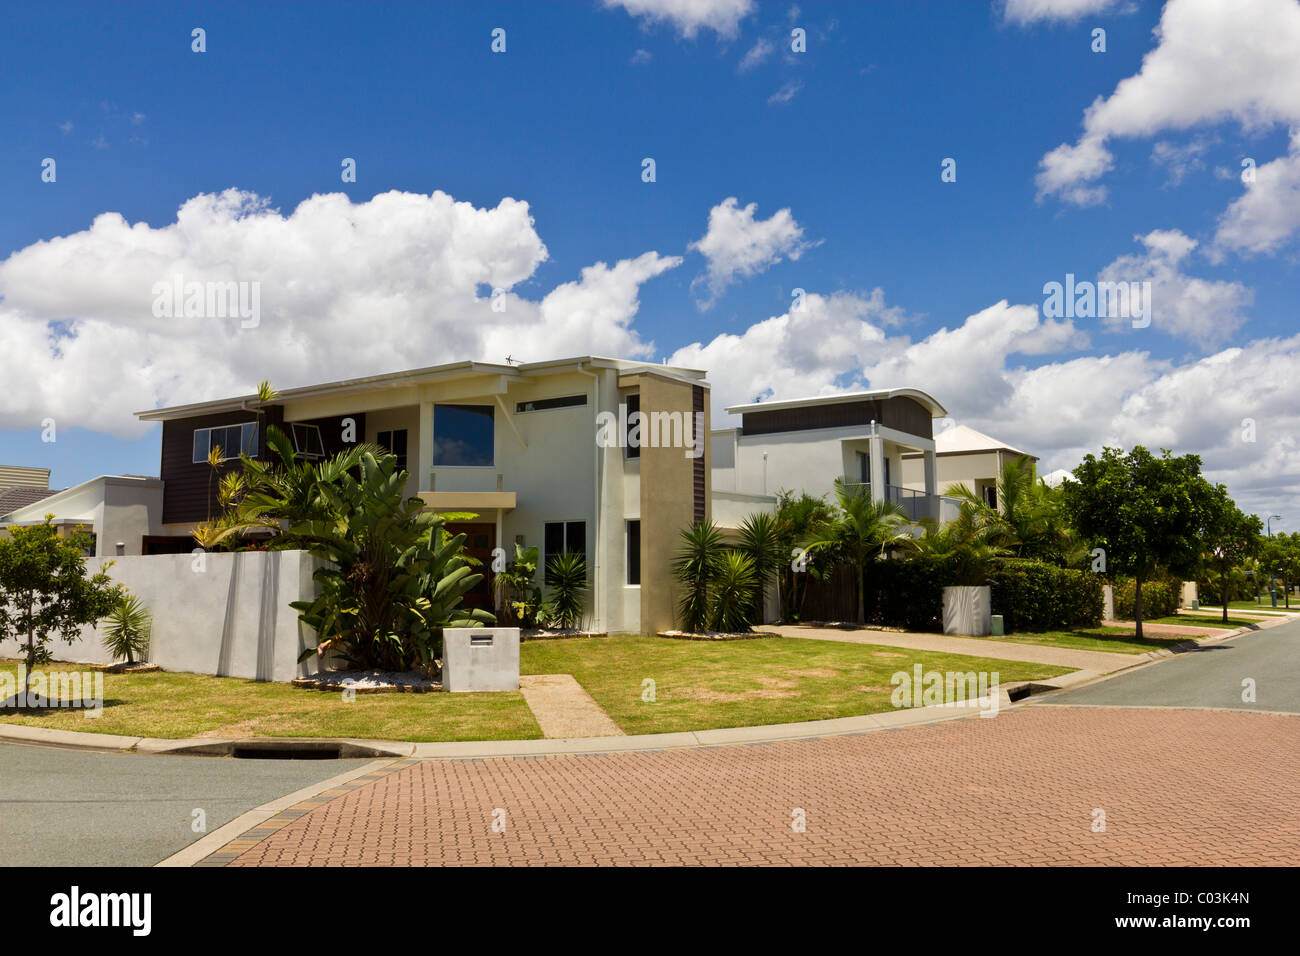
[804, 479, 912, 624]
[946, 455, 1082, 564]
[772, 490, 834, 621]
[905, 511, 1009, 586]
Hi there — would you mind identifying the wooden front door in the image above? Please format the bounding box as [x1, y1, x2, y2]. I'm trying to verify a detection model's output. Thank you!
[443, 521, 495, 611]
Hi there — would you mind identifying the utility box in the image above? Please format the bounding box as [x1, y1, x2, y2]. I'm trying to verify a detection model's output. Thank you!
[990, 614, 1004, 637]
[442, 627, 520, 693]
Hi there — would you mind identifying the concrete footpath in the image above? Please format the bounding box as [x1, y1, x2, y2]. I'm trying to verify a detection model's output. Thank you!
[767, 623, 1143, 672]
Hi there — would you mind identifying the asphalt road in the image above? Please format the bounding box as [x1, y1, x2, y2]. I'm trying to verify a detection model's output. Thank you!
[1041, 615, 1300, 713]
[0, 744, 372, 866]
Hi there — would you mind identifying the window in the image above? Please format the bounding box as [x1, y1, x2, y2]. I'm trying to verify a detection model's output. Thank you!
[434, 404, 494, 466]
[856, 451, 869, 484]
[377, 429, 408, 472]
[984, 485, 997, 509]
[624, 393, 640, 460]
[626, 520, 640, 586]
[515, 394, 587, 414]
[291, 423, 325, 459]
[543, 520, 586, 584]
[192, 422, 258, 463]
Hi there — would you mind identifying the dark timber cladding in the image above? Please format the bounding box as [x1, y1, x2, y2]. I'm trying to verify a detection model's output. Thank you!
[740, 396, 934, 440]
[159, 405, 284, 525]
[158, 406, 366, 524]
[692, 385, 706, 522]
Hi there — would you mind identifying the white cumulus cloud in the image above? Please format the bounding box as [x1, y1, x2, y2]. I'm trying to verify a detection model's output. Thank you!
[688, 197, 816, 307]
[603, 0, 755, 39]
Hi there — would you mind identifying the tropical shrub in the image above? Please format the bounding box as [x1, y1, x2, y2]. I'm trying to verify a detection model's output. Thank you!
[541, 551, 587, 629]
[710, 550, 757, 632]
[493, 543, 542, 626]
[672, 520, 726, 632]
[100, 592, 152, 663]
[736, 512, 781, 625]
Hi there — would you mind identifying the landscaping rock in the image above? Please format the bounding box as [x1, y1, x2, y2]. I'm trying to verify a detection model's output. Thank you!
[291, 669, 441, 693]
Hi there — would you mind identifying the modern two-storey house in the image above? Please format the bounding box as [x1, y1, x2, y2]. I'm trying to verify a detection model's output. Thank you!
[136, 356, 711, 634]
[710, 388, 951, 521]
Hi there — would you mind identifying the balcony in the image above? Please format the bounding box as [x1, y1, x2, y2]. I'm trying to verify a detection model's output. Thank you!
[840, 481, 961, 523]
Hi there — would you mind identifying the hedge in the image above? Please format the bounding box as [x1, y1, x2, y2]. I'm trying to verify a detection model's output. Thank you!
[987, 560, 1104, 632]
[825, 555, 1102, 633]
[1111, 575, 1180, 619]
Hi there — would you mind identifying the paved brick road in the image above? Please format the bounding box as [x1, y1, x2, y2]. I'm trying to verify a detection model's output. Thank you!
[229, 706, 1300, 866]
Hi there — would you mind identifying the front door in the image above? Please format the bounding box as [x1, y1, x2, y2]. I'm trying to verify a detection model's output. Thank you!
[443, 521, 495, 611]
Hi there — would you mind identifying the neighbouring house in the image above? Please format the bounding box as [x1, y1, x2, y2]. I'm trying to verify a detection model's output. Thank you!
[134, 356, 711, 635]
[0, 474, 165, 556]
[900, 424, 1038, 510]
[0, 464, 57, 516]
[710, 388, 951, 522]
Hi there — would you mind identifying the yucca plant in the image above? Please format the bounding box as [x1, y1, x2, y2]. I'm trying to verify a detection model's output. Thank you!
[710, 550, 757, 633]
[737, 512, 781, 624]
[100, 592, 152, 664]
[672, 520, 725, 632]
[542, 551, 587, 629]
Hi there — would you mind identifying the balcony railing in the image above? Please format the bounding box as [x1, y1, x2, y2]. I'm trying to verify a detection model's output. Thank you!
[840, 481, 963, 523]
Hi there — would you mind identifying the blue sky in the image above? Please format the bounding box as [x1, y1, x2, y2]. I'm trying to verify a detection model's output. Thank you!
[2, 0, 1299, 520]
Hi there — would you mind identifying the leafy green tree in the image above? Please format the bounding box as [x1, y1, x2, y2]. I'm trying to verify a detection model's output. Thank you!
[0, 519, 121, 697]
[1063, 446, 1220, 639]
[804, 479, 912, 624]
[905, 508, 1009, 586]
[1259, 531, 1299, 609]
[1202, 488, 1263, 622]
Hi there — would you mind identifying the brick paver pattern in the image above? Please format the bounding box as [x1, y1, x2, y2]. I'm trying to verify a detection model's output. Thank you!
[228, 706, 1300, 866]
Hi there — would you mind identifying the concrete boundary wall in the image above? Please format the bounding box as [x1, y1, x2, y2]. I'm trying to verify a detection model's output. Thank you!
[47, 551, 322, 683]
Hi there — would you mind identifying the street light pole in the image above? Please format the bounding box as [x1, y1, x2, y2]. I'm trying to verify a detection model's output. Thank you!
[1267, 515, 1283, 608]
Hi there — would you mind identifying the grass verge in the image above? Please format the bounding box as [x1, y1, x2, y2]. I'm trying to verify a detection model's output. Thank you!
[2, 635, 1073, 741]
[991, 626, 1187, 654]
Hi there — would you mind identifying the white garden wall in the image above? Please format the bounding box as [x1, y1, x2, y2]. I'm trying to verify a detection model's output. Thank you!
[48, 550, 323, 682]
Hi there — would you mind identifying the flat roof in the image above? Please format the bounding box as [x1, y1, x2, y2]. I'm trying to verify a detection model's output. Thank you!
[726, 387, 947, 418]
[136, 355, 708, 422]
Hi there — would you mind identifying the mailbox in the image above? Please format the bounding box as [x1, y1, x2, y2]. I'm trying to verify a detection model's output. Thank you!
[442, 627, 520, 692]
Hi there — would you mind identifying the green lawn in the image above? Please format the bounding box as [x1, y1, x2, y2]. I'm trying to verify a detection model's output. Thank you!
[991, 626, 1187, 654]
[0, 660, 543, 741]
[1144, 614, 1261, 629]
[1202, 601, 1297, 613]
[1, 635, 1073, 740]
[520, 635, 1071, 735]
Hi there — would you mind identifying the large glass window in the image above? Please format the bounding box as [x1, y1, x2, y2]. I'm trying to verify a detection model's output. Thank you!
[626, 520, 640, 586]
[543, 520, 586, 585]
[192, 422, 258, 463]
[377, 429, 408, 472]
[624, 393, 640, 460]
[434, 404, 494, 467]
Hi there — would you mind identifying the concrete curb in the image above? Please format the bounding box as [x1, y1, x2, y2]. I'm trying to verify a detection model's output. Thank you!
[1, 618, 1282, 760]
